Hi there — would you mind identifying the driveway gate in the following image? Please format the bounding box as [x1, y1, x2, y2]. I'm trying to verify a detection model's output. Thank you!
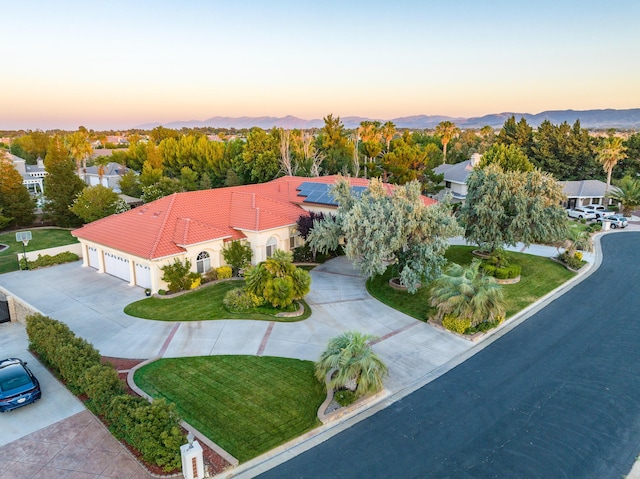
[0, 294, 9, 323]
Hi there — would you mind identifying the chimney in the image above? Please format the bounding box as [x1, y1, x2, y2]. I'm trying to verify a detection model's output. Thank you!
[470, 153, 482, 167]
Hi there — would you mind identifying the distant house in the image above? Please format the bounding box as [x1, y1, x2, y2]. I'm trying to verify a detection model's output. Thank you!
[433, 153, 482, 203]
[6, 153, 46, 194]
[559, 180, 618, 209]
[84, 162, 129, 192]
[72, 175, 436, 293]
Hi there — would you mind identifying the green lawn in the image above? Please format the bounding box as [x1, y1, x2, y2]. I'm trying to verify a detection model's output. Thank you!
[0, 228, 78, 274]
[366, 245, 575, 322]
[134, 356, 325, 463]
[124, 280, 310, 322]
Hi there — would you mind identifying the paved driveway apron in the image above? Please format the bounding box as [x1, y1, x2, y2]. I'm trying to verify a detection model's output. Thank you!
[256, 232, 640, 479]
[0, 257, 469, 396]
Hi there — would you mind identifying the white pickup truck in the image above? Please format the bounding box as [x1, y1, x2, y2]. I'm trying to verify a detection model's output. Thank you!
[581, 204, 615, 219]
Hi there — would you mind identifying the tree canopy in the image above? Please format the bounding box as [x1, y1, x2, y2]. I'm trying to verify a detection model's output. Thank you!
[69, 185, 129, 223]
[0, 152, 35, 227]
[308, 178, 461, 293]
[459, 164, 567, 253]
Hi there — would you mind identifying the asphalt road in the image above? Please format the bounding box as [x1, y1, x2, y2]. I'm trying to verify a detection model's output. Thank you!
[258, 232, 640, 479]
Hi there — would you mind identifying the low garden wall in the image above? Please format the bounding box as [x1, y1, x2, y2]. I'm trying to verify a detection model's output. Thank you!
[18, 243, 83, 262]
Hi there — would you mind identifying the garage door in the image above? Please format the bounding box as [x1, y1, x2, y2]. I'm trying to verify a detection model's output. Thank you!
[104, 252, 130, 282]
[87, 246, 99, 269]
[135, 263, 151, 289]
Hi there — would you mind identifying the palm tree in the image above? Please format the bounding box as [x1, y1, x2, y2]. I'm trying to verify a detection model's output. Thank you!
[93, 156, 111, 185]
[429, 260, 505, 327]
[381, 121, 396, 152]
[608, 176, 640, 216]
[435, 121, 460, 164]
[596, 135, 627, 194]
[65, 131, 93, 179]
[315, 331, 388, 397]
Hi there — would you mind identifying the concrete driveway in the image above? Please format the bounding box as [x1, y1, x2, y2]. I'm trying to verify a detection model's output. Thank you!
[0, 322, 85, 446]
[0, 257, 470, 395]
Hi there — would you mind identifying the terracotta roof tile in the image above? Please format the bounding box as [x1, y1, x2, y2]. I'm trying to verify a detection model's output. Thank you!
[72, 176, 437, 259]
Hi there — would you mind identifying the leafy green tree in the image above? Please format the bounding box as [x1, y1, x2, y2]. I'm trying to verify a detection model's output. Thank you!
[244, 249, 310, 308]
[0, 153, 35, 227]
[459, 164, 567, 253]
[70, 185, 129, 223]
[315, 331, 387, 397]
[435, 121, 460, 163]
[618, 132, 640, 179]
[429, 260, 505, 327]
[0, 207, 12, 230]
[317, 114, 352, 175]
[597, 135, 627, 193]
[10, 130, 50, 163]
[160, 258, 200, 293]
[141, 177, 183, 203]
[222, 240, 252, 276]
[43, 137, 86, 227]
[242, 128, 281, 183]
[497, 116, 533, 156]
[478, 143, 533, 172]
[118, 170, 142, 197]
[308, 178, 461, 293]
[149, 125, 179, 144]
[608, 176, 640, 216]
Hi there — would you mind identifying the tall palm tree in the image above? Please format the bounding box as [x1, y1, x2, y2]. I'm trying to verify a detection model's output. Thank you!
[93, 156, 111, 185]
[65, 131, 93, 179]
[429, 260, 505, 327]
[381, 121, 396, 152]
[435, 121, 460, 164]
[596, 135, 627, 194]
[315, 331, 388, 397]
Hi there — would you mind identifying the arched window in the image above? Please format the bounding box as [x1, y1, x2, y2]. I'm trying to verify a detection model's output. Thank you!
[266, 237, 278, 258]
[196, 251, 211, 273]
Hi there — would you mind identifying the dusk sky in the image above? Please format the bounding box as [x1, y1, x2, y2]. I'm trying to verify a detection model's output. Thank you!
[2, 0, 639, 131]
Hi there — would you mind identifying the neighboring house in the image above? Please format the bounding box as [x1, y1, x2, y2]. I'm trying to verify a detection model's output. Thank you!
[72, 175, 435, 293]
[6, 153, 46, 194]
[84, 162, 129, 191]
[433, 153, 482, 203]
[559, 180, 619, 209]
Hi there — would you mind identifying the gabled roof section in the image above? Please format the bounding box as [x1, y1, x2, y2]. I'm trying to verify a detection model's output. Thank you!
[559, 179, 618, 198]
[434, 160, 474, 184]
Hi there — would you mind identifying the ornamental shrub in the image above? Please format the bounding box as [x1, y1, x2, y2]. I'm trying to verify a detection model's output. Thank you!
[334, 389, 358, 407]
[81, 364, 124, 412]
[190, 277, 201, 289]
[223, 287, 264, 311]
[216, 266, 233, 279]
[20, 251, 79, 269]
[574, 251, 583, 261]
[442, 315, 471, 334]
[161, 259, 201, 293]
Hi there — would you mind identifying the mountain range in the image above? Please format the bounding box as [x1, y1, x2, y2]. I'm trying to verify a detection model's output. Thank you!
[137, 108, 640, 130]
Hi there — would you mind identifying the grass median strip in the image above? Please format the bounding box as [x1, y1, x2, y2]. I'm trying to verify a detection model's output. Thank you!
[134, 356, 325, 463]
[124, 280, 310, 322]
[367, 245, 575, 321]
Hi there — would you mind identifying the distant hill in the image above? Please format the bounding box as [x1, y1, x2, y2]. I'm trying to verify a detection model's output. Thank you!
[137, 108, 640, 130]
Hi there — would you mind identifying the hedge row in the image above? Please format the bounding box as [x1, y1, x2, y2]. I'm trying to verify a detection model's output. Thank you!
[25, 314, 184, 472]
[20, 251, 79, 269]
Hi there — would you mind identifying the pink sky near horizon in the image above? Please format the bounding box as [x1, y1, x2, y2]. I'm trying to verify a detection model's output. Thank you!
[2, 1, 639, 131]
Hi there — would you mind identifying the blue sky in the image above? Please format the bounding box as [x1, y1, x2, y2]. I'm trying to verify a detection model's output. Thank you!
[1, 0, 638, 130]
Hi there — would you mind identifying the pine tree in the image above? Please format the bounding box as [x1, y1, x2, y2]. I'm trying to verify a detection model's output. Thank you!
[0, 153, 35, 227]
[43, 137, 86, 227]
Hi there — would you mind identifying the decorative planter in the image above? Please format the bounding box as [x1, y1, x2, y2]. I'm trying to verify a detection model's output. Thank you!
[144, 289, 151, 297]
[388, 277, 421, 291]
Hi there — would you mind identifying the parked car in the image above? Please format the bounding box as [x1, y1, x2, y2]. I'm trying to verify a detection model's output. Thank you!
[567, 207, 596, 220]
[582, 204, 615, 219]
[0, 358, 41, 412]
[598, 214, 628, 229]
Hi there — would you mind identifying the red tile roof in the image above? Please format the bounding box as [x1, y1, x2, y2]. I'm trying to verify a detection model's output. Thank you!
[72, 176, 436, 260]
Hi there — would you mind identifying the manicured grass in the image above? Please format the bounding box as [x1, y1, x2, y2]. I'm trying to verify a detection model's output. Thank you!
[124, 280, 311, 322]
[0, 228, 78, 274]
[366, 245, 575, 322]
[134, 356, 325, 463]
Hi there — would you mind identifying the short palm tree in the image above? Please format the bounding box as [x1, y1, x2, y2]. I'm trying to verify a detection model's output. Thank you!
[429, 260, 505, 327]
[315, 331, 388, 398]
[608, 176, 640, 216]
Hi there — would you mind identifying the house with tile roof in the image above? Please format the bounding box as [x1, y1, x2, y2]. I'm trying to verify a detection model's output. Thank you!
[72, 175, 435, 293]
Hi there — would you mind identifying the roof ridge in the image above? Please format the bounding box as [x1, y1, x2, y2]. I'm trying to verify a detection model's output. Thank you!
[149, 194, 177, 258]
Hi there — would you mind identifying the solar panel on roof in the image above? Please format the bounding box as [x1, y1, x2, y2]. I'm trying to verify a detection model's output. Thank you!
[297, 181, 369, 206]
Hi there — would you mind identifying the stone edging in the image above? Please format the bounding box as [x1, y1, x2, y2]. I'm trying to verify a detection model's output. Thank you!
[127, 357, 240, 468]
[151, 277, 243, 299]
[495, 275, 521, 284]
[275, 301, 304, 318]
[549, 255, 587, 273]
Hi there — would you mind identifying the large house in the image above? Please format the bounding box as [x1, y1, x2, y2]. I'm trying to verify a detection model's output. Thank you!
[84, 162, 129, 191]
[72, 176, 435, 293]
[433, 153, 482, 203]
[6, 153, 46, 194]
